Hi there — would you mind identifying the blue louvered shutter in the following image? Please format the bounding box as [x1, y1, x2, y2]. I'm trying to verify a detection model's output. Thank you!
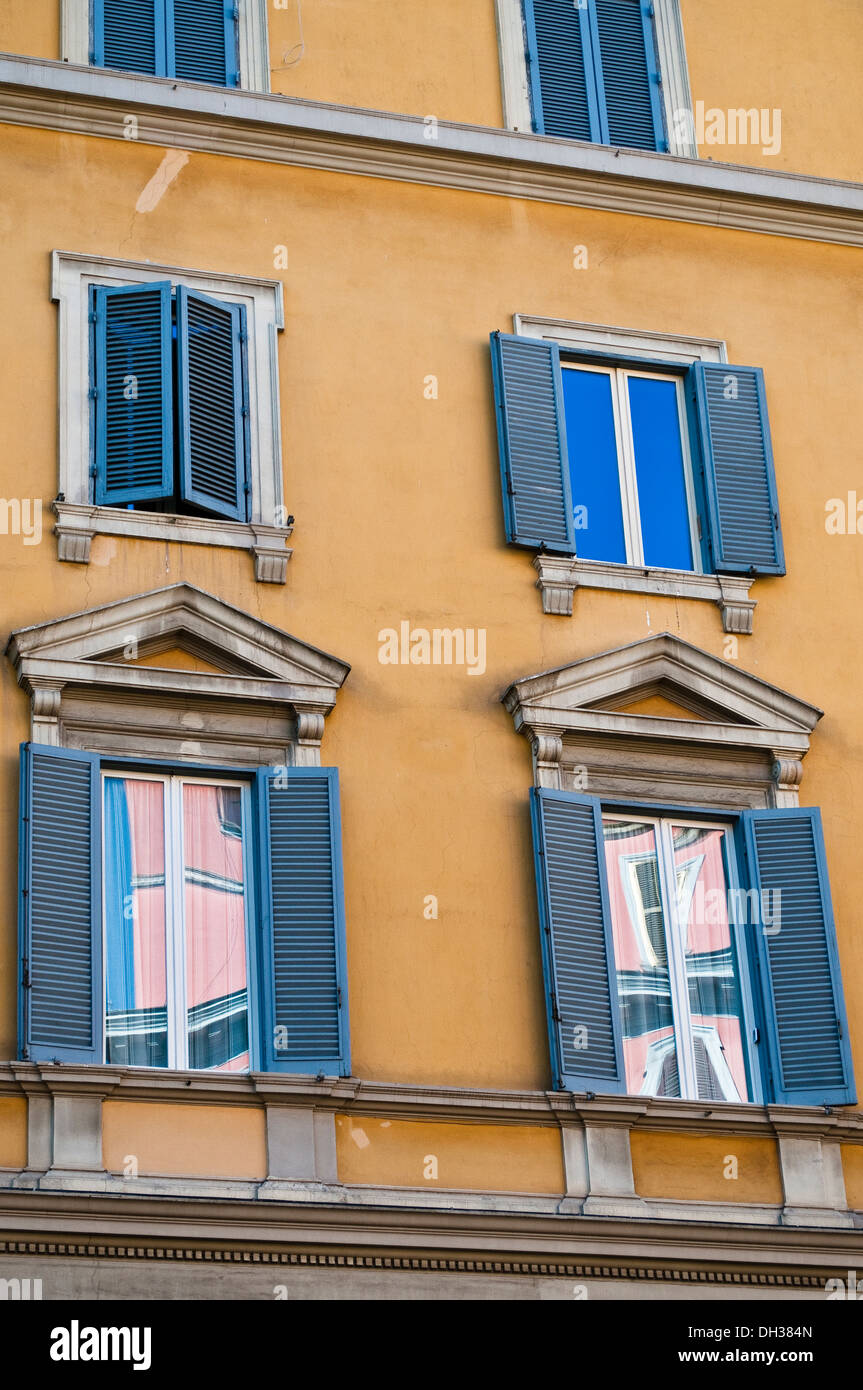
[591, 0, 666, 150]
[176, 287, 248, 522]
[523, 0, 598, 140]
[530, 789, 626, 1092]
[692, 363, 785, 575]
[19, 744, 102, 1064]
[491, 333, 576, 552]
[256, 767, 350, 1076]
[742, 808, 855, 1106]
[93, 0, 166, 74]
[168, 0, 239, 86]
[93, 282, 174, 507]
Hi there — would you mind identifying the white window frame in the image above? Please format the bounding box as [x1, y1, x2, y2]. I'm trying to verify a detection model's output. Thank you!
[61, 0, 271, 93]
[52, 250, 290, 580]
[604, 811, 752, 1104]
[495, 0, 698, 157]
[101, 768, 255, 1072]
[561, 361, 702, 573]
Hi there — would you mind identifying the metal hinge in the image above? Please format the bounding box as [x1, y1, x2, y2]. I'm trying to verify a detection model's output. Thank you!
[837, 1017, 844, 1039]
[21, 959, 30, 990]
[551, 992, 561, 1024]
[337, 987, 343, 1008]
[752, 1026, 760, 1044]
[89, 387, 98, 400]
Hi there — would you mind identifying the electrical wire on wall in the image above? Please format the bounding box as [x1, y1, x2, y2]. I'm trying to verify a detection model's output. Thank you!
[271, 0, 306, 71]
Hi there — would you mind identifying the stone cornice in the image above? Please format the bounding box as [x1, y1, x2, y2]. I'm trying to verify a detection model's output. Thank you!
[4, 1064, 862, 1141]
[0, 55, 862, 246]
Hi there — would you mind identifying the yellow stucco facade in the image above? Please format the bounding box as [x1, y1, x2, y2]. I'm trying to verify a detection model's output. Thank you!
[0, 1, 861, 1300]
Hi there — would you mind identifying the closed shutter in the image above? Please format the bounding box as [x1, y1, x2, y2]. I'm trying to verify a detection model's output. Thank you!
[692, 362, 786, 575]
[523, 0, 597, 140]
[176, 287, 248, 521]
[94, 0, 165, 74]
[530, 789, 626, 1092]
[169, 0, 239, 86]
[742, 808, 855, 1106]
[490, 332, 576, 552]
[256, 767, 350, 1076]
[591, 0, 666, 150]
[93, 282, 174, 507]
[19, 744, 102, 1064]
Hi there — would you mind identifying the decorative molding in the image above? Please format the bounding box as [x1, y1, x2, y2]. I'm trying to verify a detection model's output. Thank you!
[504, 632, 822, 809]
[653, 0, 698, 158]
[60, 0, 89, 67]
[771, 755, 806, 809]
[533, 555, 756, 633]
[494, 0, 532, 134]
[514, 314, 727, 364]
[6, 583, 350, 765]
[0, 59, 862, 246]
[62, 0, 271, 93]
[51, 251, 285, 559]
[54, 502, 293, 582]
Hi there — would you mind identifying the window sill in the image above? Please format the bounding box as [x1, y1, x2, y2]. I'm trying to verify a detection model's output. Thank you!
[54, 501, 293, 584]
[533, 554, 757, 634]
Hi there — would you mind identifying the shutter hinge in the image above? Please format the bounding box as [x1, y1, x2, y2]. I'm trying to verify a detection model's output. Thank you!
[232, 4, 240, 19]
[551, 992, 561, 1023]
[21, 1047, 29, 1061]
[88, 311, 97, 324]
[238, 328, 247, 344]
[89, 387, 99, 400]
[696, 516, 702, 540]
[242, 405, 250, 418]
[752, 1026, 760, 1044]
[337, 987, 343, 1008]
[773, 511, 780, 528]
[243, 481, 251, 495]
[837, 1017, 844, 1040]
[21, 959, 30, 990]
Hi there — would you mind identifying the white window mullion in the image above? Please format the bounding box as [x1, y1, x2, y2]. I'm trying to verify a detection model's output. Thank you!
[675, 376, 703, 574]
[613, 370, 644, 567]
[656, 819, 698, 1099]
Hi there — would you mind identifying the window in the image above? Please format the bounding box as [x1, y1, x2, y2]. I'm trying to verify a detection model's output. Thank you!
[92, 0, 239, 86]
[562, 363, 698, 571]
[19, 744, 351, 1076]
[52, 252, 289, 579]
[490, 331, 786, 579]
[530, 790, 856, 1107]
[92, 281, 249, 522]
[523, 0, 665, 150]
[104, 772, 252, 1071]
[602, 814, 749, 1102]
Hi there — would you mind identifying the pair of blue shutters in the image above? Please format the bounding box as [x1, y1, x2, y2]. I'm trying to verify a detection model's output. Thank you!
[18, 744, 351, 1076]
[531, 790, 856, 1106]
[523, 0, 666, 150]
[491, 333, 786, 576]
[93, 0, 239, 86]
[93, 282, 249, 522]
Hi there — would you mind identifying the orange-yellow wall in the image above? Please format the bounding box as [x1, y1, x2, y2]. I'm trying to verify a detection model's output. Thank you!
[2, 2, 862, 180]
[102, 1102, 267, 1179]
[335, 1115, 564, 1192]
[0, 39, 861, 1203]
[631, 1132, 784, 1206]
[0, 1099, 28, 1169]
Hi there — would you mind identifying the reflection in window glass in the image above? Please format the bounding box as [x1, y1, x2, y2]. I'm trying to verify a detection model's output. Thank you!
[562, 367, 627, 564]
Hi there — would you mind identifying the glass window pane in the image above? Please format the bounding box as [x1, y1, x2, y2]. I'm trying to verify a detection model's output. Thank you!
[183, 783, 249, 1071]
[562, 367, 627, 564]
[602, 819, 679, 1097]
[672, 824, 749, 1102]
[627, 375, 693, 571]
[104, 777, 168, 1067]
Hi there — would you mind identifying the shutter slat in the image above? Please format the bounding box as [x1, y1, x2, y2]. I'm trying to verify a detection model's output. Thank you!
[694, 362, 786, 575]
[743, 808, 855, 1105]
[531, 789, 626, 1091]
[593, 0, 665, 150]
[257, 769, 350, 1074]
[170, 0, 238, 85]
[524, 0, 595, 140]
[177, 287, 247, 521]
[19, 745, 101, 1063]
[491, 333, 575, 552]
[95, 0, 162, 74]
[94, 282, 174, 507]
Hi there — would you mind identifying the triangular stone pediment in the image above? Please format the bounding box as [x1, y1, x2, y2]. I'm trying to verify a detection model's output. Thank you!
[504, 632, 822, 742]
[7, 583, 350, 708]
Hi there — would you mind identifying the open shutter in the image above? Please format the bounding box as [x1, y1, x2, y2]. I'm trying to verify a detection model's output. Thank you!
[256, 767, 350, 1076]
[742, 808, 855, 1106]
[93, 282, 174, 507]
[692, 362, 786, 575]
[93, 0, 165, 74]
[530, 789, 626, 1092]
[168, 0, 239, 86]
[19, 744, 102, 1064]
[177, 287, 248, 521]
[523, 0, 598, 140]
[491, 332, 575, 552]
[591, 0, 666, 150]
